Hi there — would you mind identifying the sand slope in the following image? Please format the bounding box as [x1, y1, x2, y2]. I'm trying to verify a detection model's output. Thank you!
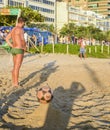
[0, 52, 110, 130]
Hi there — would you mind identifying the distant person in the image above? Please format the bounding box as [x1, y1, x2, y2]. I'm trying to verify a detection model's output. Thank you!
[0, 31, 4, 44]
[78, 37, 86, 59]
[6, 17, 26, 88]
[37, 33, 42, 46]
[31, 34, 37, 44]
[71, 35, 74, 44]
[68, 36, 71, 44]
[24, 31, 28, 43]
[3, 30, 9, 39]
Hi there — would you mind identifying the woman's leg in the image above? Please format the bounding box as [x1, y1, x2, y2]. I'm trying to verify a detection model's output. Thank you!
[12, 54, 24, 87]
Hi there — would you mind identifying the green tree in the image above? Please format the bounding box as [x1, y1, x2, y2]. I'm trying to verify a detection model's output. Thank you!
[104, 31, 110, 41]
[30, 23, 54, 32]
[0, 15, 16, 26]
[74, 26, 86, 38]
[20, 7, 44, 26]
[0, 7, 44, 26]
[60, 23, 105, 41]
[60, 23, 76, 37]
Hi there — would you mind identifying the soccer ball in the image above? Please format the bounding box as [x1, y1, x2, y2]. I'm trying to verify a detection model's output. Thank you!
[36, 86, 53, 104]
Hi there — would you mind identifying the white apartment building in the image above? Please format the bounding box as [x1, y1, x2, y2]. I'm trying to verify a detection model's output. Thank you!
[57, 2, 110, 32]
[0, 0, 55, 23]
[0, 0, 5, 8]
[29, 0, 55, 23]
[0, 0, 110, 31]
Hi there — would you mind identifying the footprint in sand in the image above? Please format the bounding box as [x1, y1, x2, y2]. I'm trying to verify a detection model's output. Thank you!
[0, 80, 2, 84]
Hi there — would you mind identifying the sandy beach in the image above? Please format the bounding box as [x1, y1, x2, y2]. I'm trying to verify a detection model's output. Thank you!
[0, 50, 110, 130]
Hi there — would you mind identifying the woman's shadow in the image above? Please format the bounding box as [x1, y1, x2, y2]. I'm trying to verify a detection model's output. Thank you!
[26, 81, 86, 130]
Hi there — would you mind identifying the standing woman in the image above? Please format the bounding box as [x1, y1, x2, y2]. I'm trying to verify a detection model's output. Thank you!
[6, 17, 26, 88]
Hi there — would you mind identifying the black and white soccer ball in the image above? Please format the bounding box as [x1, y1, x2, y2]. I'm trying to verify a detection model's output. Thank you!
[36, 86, 53, 104]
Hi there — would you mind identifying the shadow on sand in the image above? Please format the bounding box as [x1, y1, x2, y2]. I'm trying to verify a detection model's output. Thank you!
[0, 62, 99, 130]
[83, 63, 104, 88]
[0, 60, 58, 127]
[4, 82, 89, 130]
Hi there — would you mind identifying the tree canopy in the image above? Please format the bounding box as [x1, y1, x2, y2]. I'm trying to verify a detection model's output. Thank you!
[0, 6, 44, 26]
[59, 23, 109, 41]
[30, 23, 55, 33]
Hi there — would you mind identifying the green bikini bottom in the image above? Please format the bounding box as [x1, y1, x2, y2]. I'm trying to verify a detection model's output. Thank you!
[11, 48, 24, 55]
[1, 42, 24, 55]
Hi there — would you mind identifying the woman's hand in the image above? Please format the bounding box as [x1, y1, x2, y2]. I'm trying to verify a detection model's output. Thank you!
[23, 46, 27, 51]
[10, 44, 13, 48]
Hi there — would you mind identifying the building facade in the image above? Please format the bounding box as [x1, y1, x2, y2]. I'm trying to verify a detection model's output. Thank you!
[71, 0, 110, 18]
[0, 0, 55, 23]
[57, 2, 110, 32]
[29, 0, 55, 23]
[0, 0, 110, 31]
[56, 2, 68, 31]
[0, 0, 5, 8]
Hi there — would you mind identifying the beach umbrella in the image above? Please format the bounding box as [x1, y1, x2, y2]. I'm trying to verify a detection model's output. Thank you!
[0, 26, 13, 31]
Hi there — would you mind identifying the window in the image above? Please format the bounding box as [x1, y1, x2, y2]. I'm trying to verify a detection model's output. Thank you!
[29, 5, 54, 14]
[88, 0, 100, 1]
[9, 0, 24, 7]
[45, 17, 54, 22]
[31, 0, 54, 6]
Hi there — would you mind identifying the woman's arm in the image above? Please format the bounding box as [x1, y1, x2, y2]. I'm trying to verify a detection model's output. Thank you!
[5, 31, 13, 48]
